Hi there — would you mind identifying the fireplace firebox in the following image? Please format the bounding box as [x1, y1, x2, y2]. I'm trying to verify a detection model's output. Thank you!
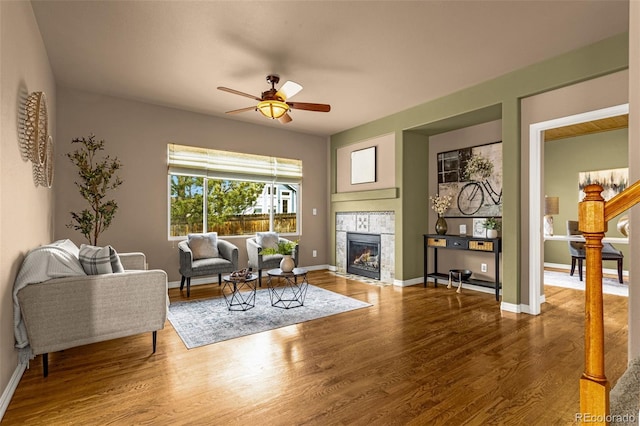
[347, 232, 381, 280]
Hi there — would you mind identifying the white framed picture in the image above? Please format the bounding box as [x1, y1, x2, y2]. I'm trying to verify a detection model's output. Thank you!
[351, 146, 376, 184]
[472, 219, 486, 238]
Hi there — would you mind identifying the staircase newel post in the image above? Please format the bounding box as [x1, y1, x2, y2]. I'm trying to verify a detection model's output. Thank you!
[578, 184, 610, 424]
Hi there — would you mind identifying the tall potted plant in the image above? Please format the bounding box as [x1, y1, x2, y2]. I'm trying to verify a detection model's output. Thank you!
[67, 134, 123, 245]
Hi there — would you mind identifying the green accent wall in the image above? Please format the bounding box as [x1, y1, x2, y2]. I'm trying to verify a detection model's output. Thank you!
[544, 128, 629, 266]
[330, 32, 628, 305]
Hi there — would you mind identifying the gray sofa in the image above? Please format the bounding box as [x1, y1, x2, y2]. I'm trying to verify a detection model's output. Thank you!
[16, 251, 168, 377]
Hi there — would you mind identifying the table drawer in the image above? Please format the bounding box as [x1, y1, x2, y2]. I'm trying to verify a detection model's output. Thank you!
[470, 240, 494, 251]
[447, 237, 468, 250]
[427, 237, 447, 247]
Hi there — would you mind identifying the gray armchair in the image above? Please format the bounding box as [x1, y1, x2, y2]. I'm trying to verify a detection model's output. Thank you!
[567, 220, 624, 283]
[246, 235, 299, 286]
[179, 236, 239, 297]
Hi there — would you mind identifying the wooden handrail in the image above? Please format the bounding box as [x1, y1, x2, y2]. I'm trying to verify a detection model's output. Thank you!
[605, 179, 640, 222]
[579, 181, 640, 425]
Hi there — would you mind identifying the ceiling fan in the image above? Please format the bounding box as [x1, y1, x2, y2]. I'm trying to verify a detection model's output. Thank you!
[217, 75, 331, 124]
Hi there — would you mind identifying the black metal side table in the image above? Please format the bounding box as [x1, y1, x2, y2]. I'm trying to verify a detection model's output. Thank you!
[266, 268, 309, 309]
[221, 273, 258, 311]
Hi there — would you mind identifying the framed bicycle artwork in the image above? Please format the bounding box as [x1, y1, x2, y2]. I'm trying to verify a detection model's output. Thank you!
[436, 141, 502, 218]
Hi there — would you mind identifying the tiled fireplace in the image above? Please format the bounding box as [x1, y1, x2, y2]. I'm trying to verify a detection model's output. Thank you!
[336, 211, 395, 283]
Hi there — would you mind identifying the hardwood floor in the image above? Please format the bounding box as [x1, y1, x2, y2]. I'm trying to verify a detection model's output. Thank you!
[3, 270, 628, 425]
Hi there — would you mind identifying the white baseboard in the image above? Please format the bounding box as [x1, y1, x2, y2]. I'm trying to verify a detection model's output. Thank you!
[423, 276, 500, 296]
[301, 264, 331, 272]
[501, 297, 544, 315]
[394, 277, 422, 287]
[168, 264, 331, 288]
[0, 362, 27, 420]
[501, 301, 522, 313]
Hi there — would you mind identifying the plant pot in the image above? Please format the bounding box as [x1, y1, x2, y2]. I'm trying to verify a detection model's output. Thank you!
[280, 255, 295, 272]
[487, 229, 498, 239]
[435, 216, 448, 235]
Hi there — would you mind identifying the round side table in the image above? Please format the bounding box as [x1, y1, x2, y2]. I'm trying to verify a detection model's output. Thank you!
[221, 273, 258, 311]
[266, 268, 309, 309]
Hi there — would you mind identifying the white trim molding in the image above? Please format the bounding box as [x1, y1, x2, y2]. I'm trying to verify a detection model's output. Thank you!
[0, 362, 27, 420]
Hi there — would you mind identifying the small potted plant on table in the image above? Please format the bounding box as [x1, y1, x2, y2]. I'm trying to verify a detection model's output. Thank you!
[261, 240, 297, 272]
[482, 217, 501, 239]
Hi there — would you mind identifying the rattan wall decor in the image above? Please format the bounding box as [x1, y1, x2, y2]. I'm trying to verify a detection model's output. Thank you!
[20, 91, 54, 187]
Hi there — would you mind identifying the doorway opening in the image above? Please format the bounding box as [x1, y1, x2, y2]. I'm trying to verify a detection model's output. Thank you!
[528, 103, 629, 315]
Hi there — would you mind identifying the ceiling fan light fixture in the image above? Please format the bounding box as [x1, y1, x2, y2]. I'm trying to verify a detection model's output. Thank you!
[257, 100, 289, 119]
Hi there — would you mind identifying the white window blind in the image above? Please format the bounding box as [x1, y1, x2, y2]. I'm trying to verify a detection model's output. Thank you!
[168, 144, 303, 184]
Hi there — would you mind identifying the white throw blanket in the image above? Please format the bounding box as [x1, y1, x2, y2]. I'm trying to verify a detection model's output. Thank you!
[13, 239, 86, 362]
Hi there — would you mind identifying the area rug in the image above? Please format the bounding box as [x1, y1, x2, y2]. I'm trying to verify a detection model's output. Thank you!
[168, 285, 372, 349]
[544, 270, 628, 297]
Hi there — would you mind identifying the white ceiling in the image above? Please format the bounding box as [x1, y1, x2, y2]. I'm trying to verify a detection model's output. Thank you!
[30, 0, 629, 137]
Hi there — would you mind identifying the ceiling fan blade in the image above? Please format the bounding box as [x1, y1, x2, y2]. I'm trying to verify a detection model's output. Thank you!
[217, 86, 261, 101]
[279, 113, 293, 124]
[279, 81, 303, 99]
[225, 106, 256, 114]
[287, 102, 331, 112]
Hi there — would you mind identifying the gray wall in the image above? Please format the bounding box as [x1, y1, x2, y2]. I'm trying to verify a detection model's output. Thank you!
[53, 88, 330, 284]
[0, 1, 56, 411]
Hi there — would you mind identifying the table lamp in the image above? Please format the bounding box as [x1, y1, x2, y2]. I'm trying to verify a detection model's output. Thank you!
[544, 196, 559, 236]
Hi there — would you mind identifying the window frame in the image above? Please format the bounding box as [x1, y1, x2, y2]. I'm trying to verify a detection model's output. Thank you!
[167, 144, 302, 240]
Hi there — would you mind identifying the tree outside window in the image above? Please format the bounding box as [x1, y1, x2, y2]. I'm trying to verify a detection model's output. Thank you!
[168, 144, 301, 238]
[169, 176, 298, 237]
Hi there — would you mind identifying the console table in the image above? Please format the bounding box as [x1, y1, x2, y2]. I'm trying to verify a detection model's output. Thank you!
[423, 234, 502, 301]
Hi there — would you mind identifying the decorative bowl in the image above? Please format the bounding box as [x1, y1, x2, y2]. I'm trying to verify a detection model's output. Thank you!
[230, 268, 252, 280]
[450, 269, 472, 281]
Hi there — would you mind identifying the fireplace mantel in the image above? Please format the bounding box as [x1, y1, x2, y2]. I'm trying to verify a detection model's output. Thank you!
[331, 188, 398, 203]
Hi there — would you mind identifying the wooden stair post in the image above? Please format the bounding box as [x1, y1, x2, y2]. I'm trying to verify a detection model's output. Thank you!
[579, 184, 609, 423]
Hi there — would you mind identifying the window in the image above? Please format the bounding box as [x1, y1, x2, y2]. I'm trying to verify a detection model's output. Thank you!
[168, 144, 301, 238]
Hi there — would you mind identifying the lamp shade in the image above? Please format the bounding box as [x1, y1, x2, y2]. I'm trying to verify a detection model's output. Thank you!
[544, 196, 559, 215]
[257, 100, 289, 119]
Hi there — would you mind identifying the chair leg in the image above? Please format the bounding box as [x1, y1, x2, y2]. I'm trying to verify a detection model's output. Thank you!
[153, 331, 157, 353]
[570, 258, 576, 276]
[43, 353, 48, 378]
[578, 258, 583, 282]
[187, 277, 191, 297]
[180, 275, 185, 291]
[618, 259, 624, 284]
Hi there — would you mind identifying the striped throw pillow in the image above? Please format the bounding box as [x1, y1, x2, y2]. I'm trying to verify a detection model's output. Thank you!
[79, 244, 124, 275]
